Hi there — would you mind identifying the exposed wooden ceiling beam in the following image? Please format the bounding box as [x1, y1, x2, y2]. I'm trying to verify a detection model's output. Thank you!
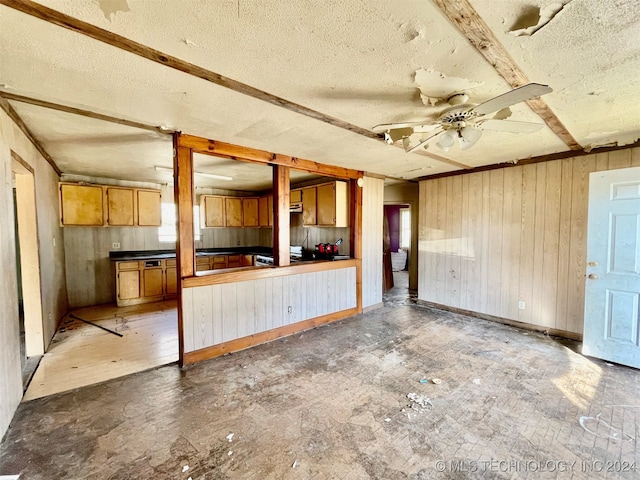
[0, 91, 173, 134]
[0, 0, 466, 170]
[0, 97, 61, 176]
[431, 0, 582, 151]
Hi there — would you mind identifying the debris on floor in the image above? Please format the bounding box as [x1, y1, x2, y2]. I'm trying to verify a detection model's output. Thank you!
[419, 378, 428, 384]
[226, 433, 234, 442]
[406, 393, 433, 412]
[182, 465, 189, 472]
[431, 378, 442, 384]
[472, 379, 481, 385]
[292, 460, 299, 469]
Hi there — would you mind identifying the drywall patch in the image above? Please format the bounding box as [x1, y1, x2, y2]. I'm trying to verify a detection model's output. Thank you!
[509, 2, 572, 37]
[414, 69, 484, 106]
[97, 0, 130, 22]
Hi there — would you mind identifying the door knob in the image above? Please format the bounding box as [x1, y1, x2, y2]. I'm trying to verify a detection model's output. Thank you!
[588, 274, 598, 280]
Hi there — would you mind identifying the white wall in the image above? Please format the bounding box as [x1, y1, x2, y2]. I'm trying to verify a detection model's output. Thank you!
[0, 108, 68, 439]
[362, 176, 384, 309]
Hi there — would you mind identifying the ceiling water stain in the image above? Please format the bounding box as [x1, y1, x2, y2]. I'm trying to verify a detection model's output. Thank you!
[97, 0, 130, 22]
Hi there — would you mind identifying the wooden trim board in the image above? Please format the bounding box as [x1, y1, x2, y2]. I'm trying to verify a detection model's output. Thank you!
[183, 259, 358, 288]
[0, 96, 61, 175]
[416, 299, 583, 342]
[0, 91, 172, 134]
[183, 307, 358, 365]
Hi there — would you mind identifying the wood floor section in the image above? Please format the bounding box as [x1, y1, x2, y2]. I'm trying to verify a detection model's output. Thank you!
[23, 300, 178, 401]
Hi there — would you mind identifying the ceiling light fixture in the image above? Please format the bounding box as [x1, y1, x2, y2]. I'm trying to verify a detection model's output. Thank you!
[154, 165, 233, 181]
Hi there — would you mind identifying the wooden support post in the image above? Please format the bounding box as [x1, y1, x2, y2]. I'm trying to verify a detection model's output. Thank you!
[350, 178, 363, 313]
[273, 164, 290, 266]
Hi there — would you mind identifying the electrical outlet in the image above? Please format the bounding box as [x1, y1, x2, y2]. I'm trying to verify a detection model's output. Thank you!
[518, 301, 526, 310]
[288, 306, 292, 314]
[112, 242, 121, 249]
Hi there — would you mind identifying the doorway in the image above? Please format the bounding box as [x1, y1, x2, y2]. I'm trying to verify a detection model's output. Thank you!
[11, 152, 45, 389]
[383, 204, 415, 306]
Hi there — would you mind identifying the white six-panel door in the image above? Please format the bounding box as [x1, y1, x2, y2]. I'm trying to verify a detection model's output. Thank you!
[584, 166, 640, 368]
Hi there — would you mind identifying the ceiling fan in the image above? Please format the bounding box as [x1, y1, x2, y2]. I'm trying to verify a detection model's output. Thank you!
[372, 83, 553, 153]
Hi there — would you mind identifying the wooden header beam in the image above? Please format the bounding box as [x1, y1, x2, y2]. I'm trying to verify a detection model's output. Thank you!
[178, 133, 363, 180]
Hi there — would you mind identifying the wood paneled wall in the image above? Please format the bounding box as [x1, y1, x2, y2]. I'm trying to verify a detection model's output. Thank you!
[0, 108, 67, 439]
[362, 176, 384, 309]
[418, 147, 640, 335]
[182, 266, 356, 352]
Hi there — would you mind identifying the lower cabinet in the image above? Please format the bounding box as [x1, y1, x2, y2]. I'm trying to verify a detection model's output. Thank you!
[115, 259, 177, 307]
[195, 254, 255, 271]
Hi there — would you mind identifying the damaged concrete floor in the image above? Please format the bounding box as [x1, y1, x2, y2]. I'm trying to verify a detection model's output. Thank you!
[1, 300, 638, 479]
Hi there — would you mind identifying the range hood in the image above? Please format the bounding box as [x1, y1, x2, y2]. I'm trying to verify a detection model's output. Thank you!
[290, 202, 303, 213]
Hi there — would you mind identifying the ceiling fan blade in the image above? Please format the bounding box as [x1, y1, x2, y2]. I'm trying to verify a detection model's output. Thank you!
[372, 121, 437, 133]
[479, 119, 545, 133]
[406, 127, 444, 153]
[471, 83, 553, 116]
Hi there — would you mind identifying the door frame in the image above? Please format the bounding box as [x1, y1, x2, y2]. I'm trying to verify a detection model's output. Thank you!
[12, 151, 45, 356]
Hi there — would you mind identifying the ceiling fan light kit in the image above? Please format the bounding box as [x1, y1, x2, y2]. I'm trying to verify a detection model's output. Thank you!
[373, 83, 553, 153]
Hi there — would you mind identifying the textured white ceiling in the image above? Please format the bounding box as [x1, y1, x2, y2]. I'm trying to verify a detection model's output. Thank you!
[1, 0, 638, 184]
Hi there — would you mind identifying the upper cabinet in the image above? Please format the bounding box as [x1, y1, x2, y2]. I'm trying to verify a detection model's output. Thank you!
[60, 183, 161, 227]
[302, 181, 349, 227]
[242, 198, 259, 227]
[290, 189, 302, 204]
[60, 184, 104, 226]
[137, 190, 162, 226]
[200, 194, 265, 228]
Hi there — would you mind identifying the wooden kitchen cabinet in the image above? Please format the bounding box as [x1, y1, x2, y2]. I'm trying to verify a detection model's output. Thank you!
[137, 189, 162, 226]
[227, 254, 243, 268]
[165, 260, 177, 296]
[258, 196, 270, 227]
[201, 195, 225, 227]
[60, 183, 161, 227]
[143, 265, 164, 298]
[116, 259, 177, 306]
[317, 181, 349, 227]
[106, 187, 134, 226]
[242, 198, 259, 227]
[302, 187, 317, 226]
[211, 256, 228, 269]
[225, 198, 243, 227]
[60, 184, 104, 226]
[290, 189, 302, 204]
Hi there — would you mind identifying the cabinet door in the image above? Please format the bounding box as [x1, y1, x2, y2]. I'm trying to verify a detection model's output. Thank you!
[290, 189, 302, 204]
[107, 187, 134, 226]
[203, 195, 225, 227]
[302, 187, 317, 226]
[258, 196, 269, 227]
[212, 256, 228, 269]
[143, 268, 164, 297]
[60, 184, 104, 226]
[242, 198, 259, 227]
[268, 195, 274, 226]
[316, 183, 336, 226]
[196, 257, 212, 271]
[117, 270, 140, 300]
[137, 190, 162, 226]
[165, 266, 177, 295]
[227, 254, 243, 268]
[225, 198, 243, 227]
[242, 255, 254, 266]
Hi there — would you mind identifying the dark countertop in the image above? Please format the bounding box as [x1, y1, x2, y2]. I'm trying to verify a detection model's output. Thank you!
[110, 247, 272, 262]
